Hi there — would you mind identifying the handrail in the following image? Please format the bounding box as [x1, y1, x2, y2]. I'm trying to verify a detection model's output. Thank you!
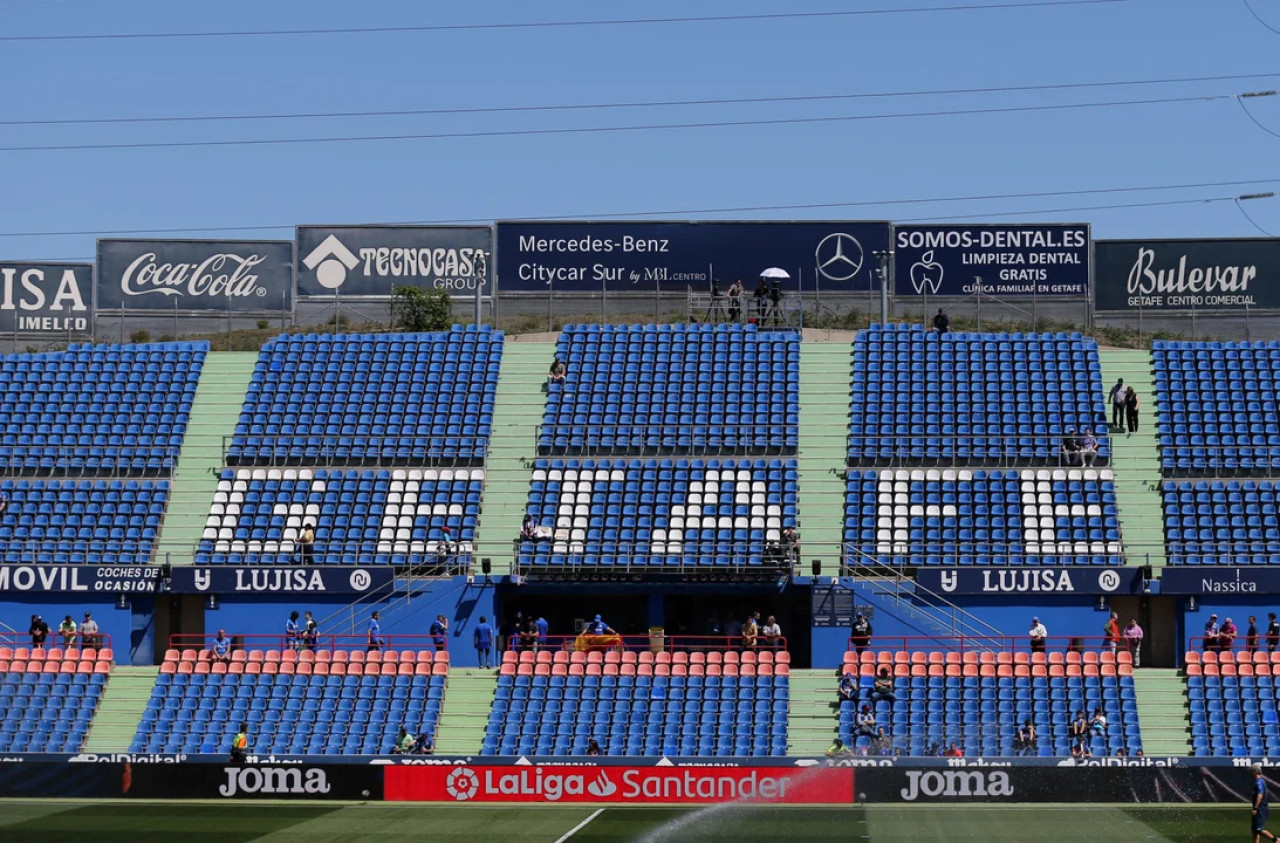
[1188, 635, 1278, 653]
[844, 635, 1129, 656]
[0, 631, 112, 651]
[845, 434, 1112, 467]
[508, 634, 788, 654]
[168, 632, 445, 654]
[0, 444, 179, 476]
[532, 423, 798, 455]
[221, 434, 491, 466]
[513, 537, 796, 575]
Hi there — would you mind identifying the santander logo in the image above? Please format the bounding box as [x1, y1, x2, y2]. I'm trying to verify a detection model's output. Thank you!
[120, 252, 269, 299]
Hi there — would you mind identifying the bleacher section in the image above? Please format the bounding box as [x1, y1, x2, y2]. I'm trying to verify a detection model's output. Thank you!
[0, 342, 207, 473]
[839, 650, 1140, 756]
[516, 458, 798, 571]
[541, 324, 799, 454]
[1186, 650, 1280, 756]
[133, 649, 448, 755]
[484, 650, 790, 757]
[195, 467, 482, 566]
[849, 326, 1107, 464]
[1153, 340, 1280, 473]
[1162, 480, 1280, 565]
[844, 468, 1122, 566]
[0, 645, 112, 753]
[0, 478, 170, 565]
[228, 327, 503, 465]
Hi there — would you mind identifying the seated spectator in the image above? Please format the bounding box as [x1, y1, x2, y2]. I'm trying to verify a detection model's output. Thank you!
[1060, 429, 1080, 466]
[1015, 720, 1038, 757]
[872, 727, 892, 756]
[760, 615, 782, 649]
[854, 705, 876, 739]
[780, 526, 799, 562]
[926, 741, 942, 757]
[1078, 427, 1098, 467]
[1071, 736, 1093, 759]
[943, 742, 964, 757]
[932, 308, 950, 334]
[413, 731, 435, 755]
[520, 513, 537, 541]
[1114, 747, 1128, 758]
[211, 629, 232, 664]
[1089, 707, 1108, 736]
[549, 356, 567, 384]
[1069, 709, 1088, 741]
[741, 615, 758, 650]
[838, 672, 858, 703]
[1220, 617, 1238, 651]
[393, 726, 413, 755]
[826, 737, 851, 757]
[869, 667, 896, 704]
[586, 738, 602, 757]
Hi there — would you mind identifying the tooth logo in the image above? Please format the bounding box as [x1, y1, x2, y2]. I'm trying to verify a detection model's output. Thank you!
[815, 233, 865, 282]
[910, 250, 944, 294]
[445, 767, 480, 801]
[302, 234, 360, 290]
[586, 770, 617, 797]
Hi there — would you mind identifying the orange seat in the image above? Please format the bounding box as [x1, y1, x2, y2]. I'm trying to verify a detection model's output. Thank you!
[296, 663, 312, 675]
[366, 651, 383, 665]
[1185, 663, 1202, 677]
[262, 662, 279, 675]
[775, 664, 790, 676]
[398, 663, 414, 676]
[247, 650, 264, 663]
[93, 661, 110, 674]
[1031, 665, 1047, 677]
[758, 664, 773, 677]
[776, 653, 791, 666]
[1184, 651, 1200, 664]
[76, 660, 95, 673]
[1013, 665, 1030, 677]
[179, 650, 196, 663]
[246, 662, 262, 675]
[380, 663, 397, 676]
[329, 650, 346, 664]
[159, 662, 176, 674]
[279, 662, 296, 675]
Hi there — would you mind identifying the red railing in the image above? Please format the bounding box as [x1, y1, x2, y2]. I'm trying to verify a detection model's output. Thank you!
[0, 631, 112, 652]
[844, 635, 1137, 655]
[1188, 635, 1277, 653]
[168, 633, 446, 656]
[505, 633, 789, 654]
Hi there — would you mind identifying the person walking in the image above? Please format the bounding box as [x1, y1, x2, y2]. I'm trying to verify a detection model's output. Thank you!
[1108, 378, 1126, 431]
[1253, 764, 1280, 843]
[1124, 618, 1144, 667]
[230, 722, 249, 765]
[473, 615, 494, 669]
[1249, 616, 1261, 655]
[1269, 613, 1280, 654]
[1103, 611, 1121, 657]
[429, 614, 449, 653]
[367, 611, 385, 652]
[1124, 386, 1140, 436]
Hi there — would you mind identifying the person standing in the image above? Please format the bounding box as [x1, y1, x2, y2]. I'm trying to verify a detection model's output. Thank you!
[79, 611, 99, 650]
[1103, 611, 1120, 656]
[1222, 617, 1239, 652]
[1029, 617, 1048, 654]
[1249, 616, 1261, 655]
[727, 280, 743, 323]
[367, 611, 384, 652]
[297, 522, 316, 566]
[286, 611, 302, 651]
[1124, 386, 1140, 436]
[1253, 764, 1280, 843]
[754, 278, 769, 319]
[58, 615, 78, 648]
[29, 614, 49, 648]
[429, 614, 449, 652]
[760, 615, 783, 649]
[535, 615, 549, 652]
[851, 613, 872, 656]
[230, 721, 249, 765]
[1108, 378, 1126, 431]
[473, 615, 494, 669]
[1204, 615, 1221, 652]
[1268, 613, 1280, 654]
[1124, 618, 1144, 668]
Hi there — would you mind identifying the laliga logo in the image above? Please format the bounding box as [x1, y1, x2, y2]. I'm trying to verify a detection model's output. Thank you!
[349, 570, 372, 591]
[303, 235, 360, 290]
[815, 233, 865, 282]
[446, 767, 480, 801]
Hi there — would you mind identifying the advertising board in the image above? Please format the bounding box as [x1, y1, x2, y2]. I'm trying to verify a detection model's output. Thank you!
[0, 761, 383, 800]
[915, 567, 1143, 596]
[892, 223, 1089, 297]
[1157, 566, 1280, 595]
[495, 220, 891, 293]
[0, 565, 391, 595]
[96, 239, 293, 312]
[296, 225, 491, 298]
[0, 262, 92, 333]
[1094, 238, 1280, 312]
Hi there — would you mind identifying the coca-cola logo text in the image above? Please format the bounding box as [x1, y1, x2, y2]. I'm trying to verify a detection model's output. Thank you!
[121, 253, 270, 299]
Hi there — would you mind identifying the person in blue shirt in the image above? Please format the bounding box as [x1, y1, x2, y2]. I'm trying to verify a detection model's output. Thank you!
[211, 629, 232, 664]
[367, 611, 384, 652]
[473, 616, 494, 669]
[285, 611, 301, 651]
[1254, 764, 1279, 842]
[429, 615, 449, 652]
[587, 615, 611, 636]
[535, 616, 549, 650]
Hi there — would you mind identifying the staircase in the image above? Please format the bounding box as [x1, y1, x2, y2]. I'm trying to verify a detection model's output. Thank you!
[797, 341, 853, 571]
[787, 669, 840, 755]
[471, 341, 554, 575]
[157, 352, 258, 566]
[851, 578, 999, 641]
[1132, 668, 1192, 756]
[1098, 349, 1167, 569]
[82, 666, 159, 753]
[435, 668, 498, 754]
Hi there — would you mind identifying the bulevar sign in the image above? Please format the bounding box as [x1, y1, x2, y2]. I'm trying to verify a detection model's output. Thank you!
[384, 765, 854, 804]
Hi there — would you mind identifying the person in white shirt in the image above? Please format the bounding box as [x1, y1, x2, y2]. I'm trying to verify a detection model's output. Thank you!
[760, 616, 782, 649]
[79, 612, 100, 649]
[1029, 617, 1048, 653]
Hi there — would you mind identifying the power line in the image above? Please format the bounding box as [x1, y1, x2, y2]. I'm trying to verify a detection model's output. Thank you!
[1243, 0, 1280, 36]
[4, 178, 1277, 239]
[0, 94, 1230, 153]
[1235, 197, 1278, 235]
[1237, 95, 1280, 138]
[904, 195, 1245, 222]
[0, 0, 1130, 43]
[4, 72, 1273, 128]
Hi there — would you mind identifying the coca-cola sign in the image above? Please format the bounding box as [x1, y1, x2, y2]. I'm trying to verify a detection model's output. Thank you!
[97, 239, 294, 312]
[1095, 238, 1280, 312]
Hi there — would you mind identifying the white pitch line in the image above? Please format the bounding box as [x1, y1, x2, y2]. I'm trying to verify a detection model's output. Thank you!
[554, 807, 605, 843]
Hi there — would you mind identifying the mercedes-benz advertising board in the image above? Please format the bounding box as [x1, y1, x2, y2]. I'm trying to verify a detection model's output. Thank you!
[296, 225, 491, 298]
[97, 239, 294, 312]
[496, 221, 891, 293]
[0, 262, 92, 333]
[893, 224, 1090, 297]
[1095, 238, 1280, 312]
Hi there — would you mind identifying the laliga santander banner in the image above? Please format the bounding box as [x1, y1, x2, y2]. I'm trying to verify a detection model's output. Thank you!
[385, 764, 854, 804]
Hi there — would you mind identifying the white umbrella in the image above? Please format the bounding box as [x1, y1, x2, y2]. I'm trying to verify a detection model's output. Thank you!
[760, 267, 790, 279]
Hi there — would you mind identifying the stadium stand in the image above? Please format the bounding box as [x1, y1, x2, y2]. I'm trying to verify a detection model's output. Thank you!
[0, 341, 207, 473]
[0, 478, 170, 565]
[195, 467, 482, 566]
[848, 326, 1107, 464]
[132, 648, 448, 755]
[1185, 650, 1280, 756]
[843, 468, 1122, 566]
[540, 324, 799, 454]
[838, 650, 1141, 756]
[1162, 480, 1280, 566]
[1153, 339, 1280, 473]
[0, 645, 112, 753]
[228, 327, 503, 465]
[483, 649, 790, 757]
[515, 458, 798, 571]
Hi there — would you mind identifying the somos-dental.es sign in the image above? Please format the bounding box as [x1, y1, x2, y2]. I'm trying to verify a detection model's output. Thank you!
[96, 239, 294, 312]
[892, 224, 1089, 297]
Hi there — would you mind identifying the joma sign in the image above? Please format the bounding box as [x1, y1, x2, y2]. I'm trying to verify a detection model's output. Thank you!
[97, 239, 294, 312]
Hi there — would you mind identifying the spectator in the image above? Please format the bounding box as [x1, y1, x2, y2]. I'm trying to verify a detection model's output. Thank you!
[0, 491, 7, 517]
[211, 629, 232, 665]
[286, 611, 301, 651]
[1108, 378, 1126, 431]
[535, 615, 549, 651]
[1204, 615, 1221, 652]
[1269, 613, 1280, 654]
[413, 732, 435, 755]
[1114, 747, 1128, 758]
[872, 727, 892, 756]
[1249, 616, 1261, 655]
[760, 615, 782, 649]
[434, 538, 452, 573]
[297, 522, 315, 566]
[393, 726, 414, 755]
[1089, 706, 1108, 737]
[851, 613, 872, 656]
[725, 614, 743, 641]
[520, 513, 537, 541]
[932, 308, 950, 335]
[230, 721, 249, 765]
[586, 738, 602, 757]
[58, 615, 77, 647]
[754, 278, 769, 318]
[80, 611, 99, 649]
[367, 611, 384, 652]
[29, 614, 48, 648]
[1069, 709, 1088, 741]
[1124, 386, 1140, 435]
[826, 737, 851, 757]
[741, 614, 759, 650]
[520, 619, 539, 652]
[1103, 610, 1120, 656]
[926, 742, 942, 758]
[943, 742, 963, 757]
[855, 705, 877, 739]
[705, 614, 722, 637]
[1015, 719, 1038, 757]
[1078, 428, 1099, 467]
[1124, 618, 1144, 667]
[869, 667, 896, 704]
[1071, 736, 1093, 759]
[838, 672, 858, 703]
[727, 280, 743, 322]
[1221, 617, 1239, 652]
[304, 619, 318, 652]
[429, 614, 449, 652]
[473, 615, 494, 669]
[1060, 429, 1080, 467]
[1029, 617, 1048, 653]
[549, 356, 566, 384]
[781, 526, 800, 563]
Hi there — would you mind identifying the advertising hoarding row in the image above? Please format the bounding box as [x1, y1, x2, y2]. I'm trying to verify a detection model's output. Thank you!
[0, 565, 392, 594]
[892, 223, 1090, 298]
[1094, 237, 1279, 312]
[296, 225, 491, 298]
[0, 262, 92, 333]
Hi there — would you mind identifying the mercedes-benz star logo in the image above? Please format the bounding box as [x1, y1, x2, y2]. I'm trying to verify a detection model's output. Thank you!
[815, 232, 865, 282]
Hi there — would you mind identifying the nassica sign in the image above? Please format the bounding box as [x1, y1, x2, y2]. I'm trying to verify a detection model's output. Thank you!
[1094, 238, 1280, 312]
[384, 764, 854, 804]
[296, 225, 491, 298]
[916, 567, 1142, 596]
[496, 220, 890, 293]
[97, 239, 293, 312]
[1158, 566, 1280, 595]
[893, 224, 1089, 297]
[0, 263, 92, 333]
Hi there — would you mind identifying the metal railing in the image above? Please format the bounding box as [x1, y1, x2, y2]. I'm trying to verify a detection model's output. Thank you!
[221, 434, 490, 467]
[844, 635, 1133, 657]
[168, 633, 446, 655]
[532, 423, 797, 456]
[686, 292, 804, 329]
[1187, 635, 1279, 654]
[512, 538, 797, 578]
[840, 541, 1131, 571]
[507, 634, 788, 654]
[189, 541, 472, 573]
[0, 444, 181, 477]
[845, 432, 1112, 467]
[1161, 445, 1280, 475]
[0, 632, 113, 652]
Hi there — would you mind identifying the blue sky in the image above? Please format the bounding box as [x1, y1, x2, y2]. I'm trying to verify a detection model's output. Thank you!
[1, 0, 1277, 262]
